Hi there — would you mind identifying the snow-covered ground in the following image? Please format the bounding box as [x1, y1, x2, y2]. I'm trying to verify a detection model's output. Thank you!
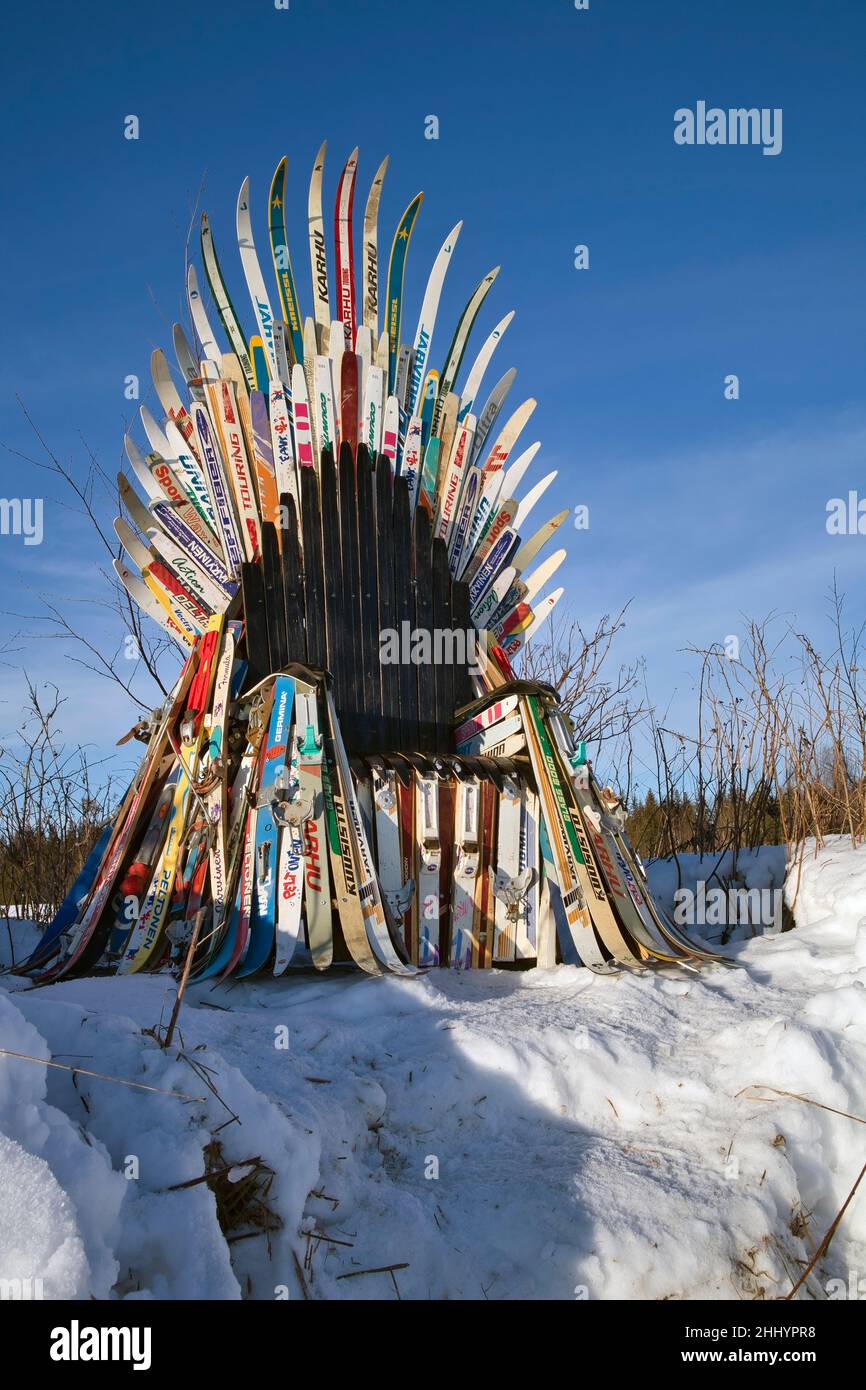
[1, 839, 865, 1301]
[647, 846, 787, 943]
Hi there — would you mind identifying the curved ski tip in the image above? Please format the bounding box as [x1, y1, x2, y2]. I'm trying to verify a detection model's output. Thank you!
[236, 174, 250, 208]
[348, 145, 359, 163]
[268, 156, 287, 194]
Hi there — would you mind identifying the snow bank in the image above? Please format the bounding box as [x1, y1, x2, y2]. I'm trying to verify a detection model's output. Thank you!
[647, 846, 787, 943]
[0, 918, 42, 970]
[1, 837, 864, 1300]
[0, 983, 318, 1299]
[0, 990, 123, 1298]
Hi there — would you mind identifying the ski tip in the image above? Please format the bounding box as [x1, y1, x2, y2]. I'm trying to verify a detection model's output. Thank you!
[269, 156, 288, 198]
[236, 176, 252, 221]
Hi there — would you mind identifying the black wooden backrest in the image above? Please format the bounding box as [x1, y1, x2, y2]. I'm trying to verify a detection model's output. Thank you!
[244, 446, 476, 755]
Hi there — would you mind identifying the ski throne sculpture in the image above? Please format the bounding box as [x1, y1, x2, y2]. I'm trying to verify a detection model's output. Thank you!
[19, 146, 727, 985]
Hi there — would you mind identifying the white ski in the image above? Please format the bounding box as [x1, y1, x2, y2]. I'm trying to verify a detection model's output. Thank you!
[237, 176, 278, 379]
[114, 558, 190, 648]
[449, 776, 481, 969]
[361, 364, 385, 457]
[274, 722, 305, 976]
[499, 587, 564, 659]
[406, 220, 463, 416]
[335, 147, 358, 351]
[381, 395, 399, 472]
[459, 310, 514, 417]
[293, 682, 332, 970]
[290, 363, 316, 470]
[361, 155, 388, 342]
[491, 775, 528, 962]
[414, 769, 441, 966]
[151, 348, 198, 454]
[431, 266, 500, 435]
[186, 265, 221, 365]
[201, 210, 255, 389]
[314, 354, 339, 456]
[268, 379, 298, 505]
[173, 323, 206, 402]
[469, 367, 517, 469]
[370, 761, 414, 939]
[307, 140, 330, 351]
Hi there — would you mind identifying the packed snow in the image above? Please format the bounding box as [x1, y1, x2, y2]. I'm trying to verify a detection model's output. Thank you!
[1, 838, 865, 1301]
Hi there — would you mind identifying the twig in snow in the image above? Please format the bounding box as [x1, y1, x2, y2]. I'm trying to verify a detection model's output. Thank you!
[165, 1157, 261, 1192]
[0, 1047, 204, 1100]
[336, 1263, 409, 1281]
[292, 1250, 311, 1300]
[784, 1157, 866, 1300]
[736, 1084, 866, 1126]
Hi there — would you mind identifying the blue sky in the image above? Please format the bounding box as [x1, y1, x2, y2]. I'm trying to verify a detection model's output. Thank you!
[0, 0, 864, 790]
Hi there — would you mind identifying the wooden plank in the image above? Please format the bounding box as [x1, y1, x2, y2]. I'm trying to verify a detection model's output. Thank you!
[430, 539, 452, 749]
[393, 476, 418, 749]
[320, 448, 345, 707]
[241, 561, 270, 684]
[356, 446, 381, 752]
[301, 466, 327, 671]
[452, 576, 474, 716]
[375, 458, 399, 749]
[338, 442, 363, 748]
[261, 521, 287, 670]
[279, 491, 306, 662]
[412, 507, 435, 751]
[437, 773, 456, 965]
